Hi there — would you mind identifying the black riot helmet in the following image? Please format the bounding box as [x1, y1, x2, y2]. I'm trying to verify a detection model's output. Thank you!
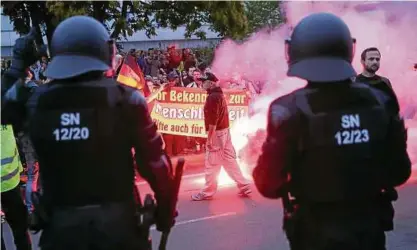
[286, 12, 357, 82]
[44, 16, 115, 80]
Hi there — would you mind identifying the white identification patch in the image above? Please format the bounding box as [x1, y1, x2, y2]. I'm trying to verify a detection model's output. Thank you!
[53, 112, 90, 141]
[334, 114, 370, 145]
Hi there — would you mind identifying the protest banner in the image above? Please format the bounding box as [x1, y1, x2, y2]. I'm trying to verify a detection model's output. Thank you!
[150, 87, 249, 138]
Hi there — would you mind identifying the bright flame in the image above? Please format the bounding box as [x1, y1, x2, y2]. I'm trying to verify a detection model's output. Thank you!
[406, 121, 417, 169]
[192, 159, 252, 187]
[217, 159, 253, 186]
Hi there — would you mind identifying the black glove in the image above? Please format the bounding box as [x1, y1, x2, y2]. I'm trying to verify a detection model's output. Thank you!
[10, 27, 38, 78]
[378, 189, 397, 231]
[155, 206, 178, 232]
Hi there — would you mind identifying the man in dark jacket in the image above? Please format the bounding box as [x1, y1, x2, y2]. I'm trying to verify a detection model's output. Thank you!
[356, 47, 399, 115]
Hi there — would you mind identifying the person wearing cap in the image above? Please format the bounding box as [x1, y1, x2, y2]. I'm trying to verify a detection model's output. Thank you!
[2, 16, 178, 250]
[191, 73, 252, 201]
[166, 71, 181, 87]
[252, 13, 411, 249]
[161, 72, 186, 157]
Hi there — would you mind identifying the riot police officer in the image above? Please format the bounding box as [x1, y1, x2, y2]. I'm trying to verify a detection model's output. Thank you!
[3, 16, 177, 250]
[252, 13, 411, 250]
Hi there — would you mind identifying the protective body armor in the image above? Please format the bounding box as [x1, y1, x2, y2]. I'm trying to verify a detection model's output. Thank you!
[27, 77, 136, 207]
[291, 83, 390, 202]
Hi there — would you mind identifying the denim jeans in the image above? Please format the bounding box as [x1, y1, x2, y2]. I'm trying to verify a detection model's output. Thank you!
[25, 161, 39, 212]
[17, 132, 40, 212]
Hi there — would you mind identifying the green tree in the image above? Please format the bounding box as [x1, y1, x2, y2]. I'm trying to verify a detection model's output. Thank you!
[1, 1, 55, 45]
[1, 1, 248, 48]
[245, 0, 285, 34]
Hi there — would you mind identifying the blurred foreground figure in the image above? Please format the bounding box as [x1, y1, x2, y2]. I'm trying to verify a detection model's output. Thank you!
[1, 25, 41, 250]
[2, 16, 178, 250]
[253, 12, 411, 250]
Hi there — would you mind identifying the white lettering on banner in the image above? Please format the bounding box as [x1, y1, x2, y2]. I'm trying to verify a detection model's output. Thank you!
[53, 112, 90, 141]
[154, 104, 204, 120]
[153, 104, 247, 121]
[228, 108, 247, 121]
[335, 114, 370, 145]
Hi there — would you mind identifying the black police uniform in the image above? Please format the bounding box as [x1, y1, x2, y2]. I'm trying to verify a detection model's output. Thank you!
[355, 73, 402, 234]
[3, 16, 176, 250]
[253, 13, 412, 250]
[355, 74, 400, 114]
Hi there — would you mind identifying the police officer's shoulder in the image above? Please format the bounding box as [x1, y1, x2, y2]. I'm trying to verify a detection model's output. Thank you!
[91, 77, 147, 107]
[117, 84, 147, 107]
[268, 89, 301, 126]
[353, 81, 391, 105]
[25, 80, 38, 89]
[26, 81, 50, 110]
[380, 76, 393, 88]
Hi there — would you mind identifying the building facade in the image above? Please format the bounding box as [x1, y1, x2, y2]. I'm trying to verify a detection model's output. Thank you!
[1, 13, 221, 58]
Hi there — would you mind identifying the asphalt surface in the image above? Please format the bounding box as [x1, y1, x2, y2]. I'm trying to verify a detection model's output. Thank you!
[2, 167, 417, 250]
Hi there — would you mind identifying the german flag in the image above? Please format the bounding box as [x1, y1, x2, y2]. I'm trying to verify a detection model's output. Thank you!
[117, 55, 151, 97]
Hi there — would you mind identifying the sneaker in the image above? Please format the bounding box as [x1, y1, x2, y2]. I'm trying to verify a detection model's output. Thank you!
[191, 192, 213, 201]
[238, 185, 252, 197]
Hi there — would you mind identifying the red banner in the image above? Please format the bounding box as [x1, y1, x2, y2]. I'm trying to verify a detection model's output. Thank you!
[150, 87, 249, 137]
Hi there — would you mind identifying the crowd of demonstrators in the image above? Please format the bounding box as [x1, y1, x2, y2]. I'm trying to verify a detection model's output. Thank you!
[111, 45, 262, 157]
[2, 57, 50, 84]
[144, 69, 263, 157]
[26, 56, 50, 84]
[2, 45, 264, 161]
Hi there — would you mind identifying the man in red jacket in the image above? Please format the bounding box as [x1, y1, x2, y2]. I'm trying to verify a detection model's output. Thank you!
[192, 73, 251, 201]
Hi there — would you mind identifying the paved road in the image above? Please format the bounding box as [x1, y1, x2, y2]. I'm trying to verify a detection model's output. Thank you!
[3, 169, 417, 250]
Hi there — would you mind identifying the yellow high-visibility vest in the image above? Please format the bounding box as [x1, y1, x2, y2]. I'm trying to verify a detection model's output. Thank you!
[1, 125, 23, 193]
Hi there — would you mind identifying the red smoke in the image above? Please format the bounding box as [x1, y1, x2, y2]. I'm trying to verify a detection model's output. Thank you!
[211, 1, 417, 181]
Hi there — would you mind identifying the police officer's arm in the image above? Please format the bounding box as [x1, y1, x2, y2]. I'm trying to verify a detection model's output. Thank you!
[381, 77, 401, 114]
[381, 77, 393, 89]
[1, 72, 27, 127]
[253, 98, 298, 199]
[1, 28, 38, 126]
[127, 90, 173, 188]
[385, 116, 412, 187]
[126, 90, 174, 230]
